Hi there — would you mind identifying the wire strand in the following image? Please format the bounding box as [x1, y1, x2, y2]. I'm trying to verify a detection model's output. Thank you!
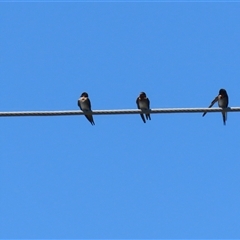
[0, 107, 238, 117]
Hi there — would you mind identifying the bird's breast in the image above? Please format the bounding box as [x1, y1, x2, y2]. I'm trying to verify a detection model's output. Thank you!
[80, 100, 90, 110]
[138, 100, 148, 109]
[218, 98, 228, 108]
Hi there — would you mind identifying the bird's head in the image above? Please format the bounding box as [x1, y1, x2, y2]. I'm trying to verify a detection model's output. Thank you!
[139, 92, 147, 98]
[81, 92, 89, 97]
[219, 89, 227, 97]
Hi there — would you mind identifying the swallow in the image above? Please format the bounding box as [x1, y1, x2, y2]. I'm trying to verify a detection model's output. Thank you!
[202, 88, 229, 125]
[136, 92, 151, 123]
[78, 92, 95, 125]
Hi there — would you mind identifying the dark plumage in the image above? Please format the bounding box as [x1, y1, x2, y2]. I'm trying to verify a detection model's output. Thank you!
[202, 88, 228, 125]
[78, 92, 95, 125]
[136, 92, 151, 123]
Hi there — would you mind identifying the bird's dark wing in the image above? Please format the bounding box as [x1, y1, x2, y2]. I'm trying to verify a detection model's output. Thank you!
[136, 98, 140, 109]
[84, 115, 95, 125]
[146, 98, 151, 120]
[86, 98, 92, 110]
[222, 112, 227, 125]
[224, 95, 229, 107]
[202, 96, 218, 117]
[140, 114, 146, 123]
[147, 98, 150, 109]
[78, 99, 82, 110]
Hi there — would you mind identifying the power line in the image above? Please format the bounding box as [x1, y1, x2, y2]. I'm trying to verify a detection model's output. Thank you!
[0, 107, 238, 117]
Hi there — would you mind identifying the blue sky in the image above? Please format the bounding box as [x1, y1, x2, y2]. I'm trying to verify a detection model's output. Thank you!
[1, 1, 240, 239]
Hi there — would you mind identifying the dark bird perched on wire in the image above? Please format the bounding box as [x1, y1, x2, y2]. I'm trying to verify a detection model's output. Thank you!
[136, 92, 151, 123]
[78, 92, 95, 125]
[202, 88, 229, 125]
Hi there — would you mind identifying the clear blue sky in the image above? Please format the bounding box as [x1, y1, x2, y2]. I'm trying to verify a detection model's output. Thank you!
[1, 1, 240, 239]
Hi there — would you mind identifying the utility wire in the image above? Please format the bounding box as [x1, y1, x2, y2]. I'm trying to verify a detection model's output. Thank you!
[0, 107, 238, 117]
